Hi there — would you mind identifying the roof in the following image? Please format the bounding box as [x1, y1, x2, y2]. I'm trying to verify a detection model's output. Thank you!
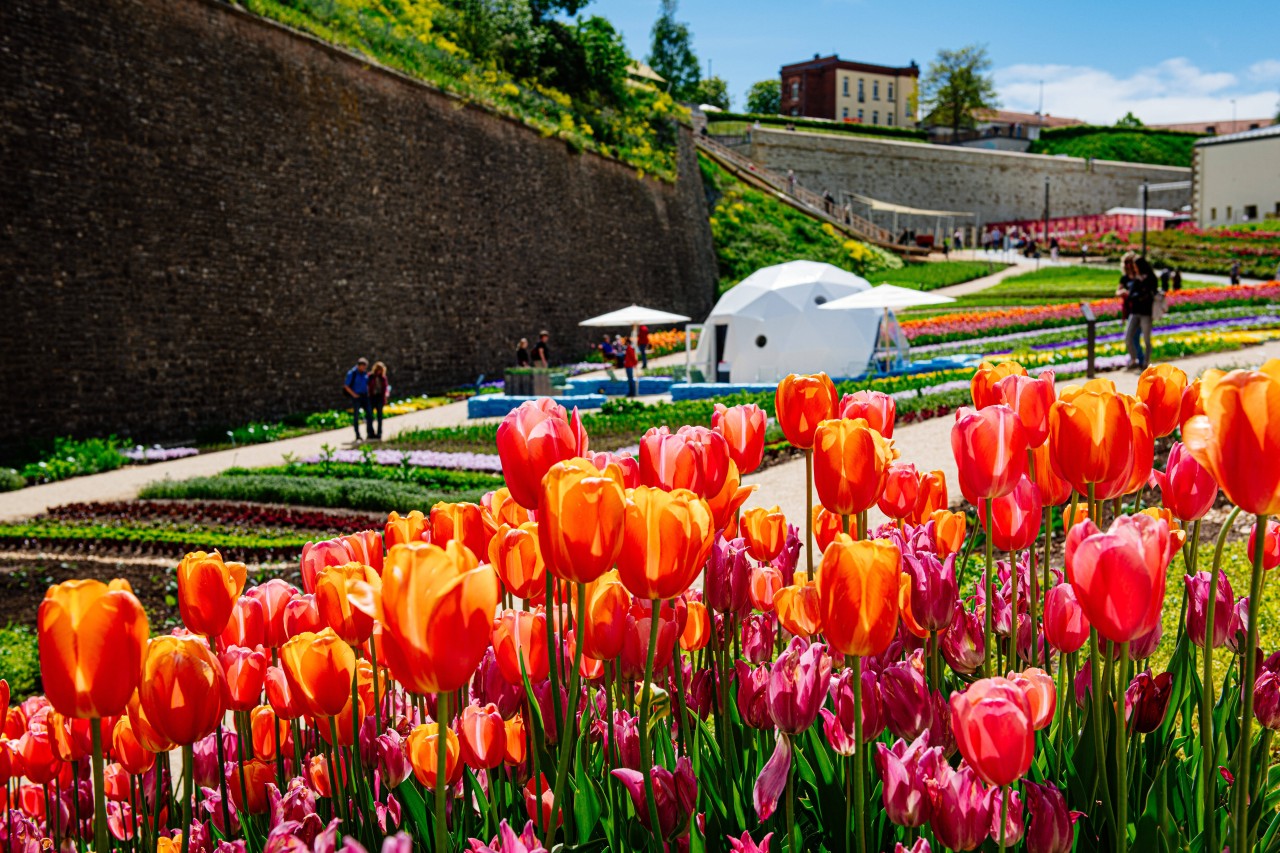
[1195, 124, 1280, 148]
[848, 192, 975, 218]
[781, 54, 919, 78]
[971, 109, 1084, 128]
[1150, 118, 1274, 135]
[626, 61, 665, 84]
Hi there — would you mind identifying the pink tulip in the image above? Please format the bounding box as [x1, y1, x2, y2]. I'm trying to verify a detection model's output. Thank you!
[1185, 570, 1234, 649]
[839, 390, 897, 438]
[767, 637, 831, 734]
[1249, 519, 1280, 570]
[949, 677, 1035, 787]
[1023, 781, 1080, 853]
[496, 399, 587, 510]
[612, 756, 697, 841]
[299, 538, 356, 595]
[728, 831, 774, 853]
[753, 732, 791, 821]
[705, 536, 751, 614]
[770, 524, 802, 585]
[881, 654, 932, 740]
[1069, 513, 1173, 644]
[903, 552, 958, 632]
[735, 661, 772, 730]
[467, 821, 547, 853]
[928, 763, 993, 851]
[982, 475, 1043, 552]
[742, 613, 776, 664]
[989, 787, 1025, 846]
[713, 403, 768, 475]
[1042, 584, 1090, 654]
[1254, 671, 1280, 730]
[820, 667, 882, 754]
[1150, 442, 1218, 521]
[894, 841, 932, 853]
[941, 604, 986, 674]
[874, 732, 943, 828]
[1225, 596, 1249, 653]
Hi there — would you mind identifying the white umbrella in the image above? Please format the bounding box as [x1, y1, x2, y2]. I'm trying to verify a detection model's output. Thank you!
[817, 283, 956, 311]
[579, 305, 692, 327]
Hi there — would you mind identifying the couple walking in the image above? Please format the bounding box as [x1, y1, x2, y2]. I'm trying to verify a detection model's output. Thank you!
[343, 357, 391, 441]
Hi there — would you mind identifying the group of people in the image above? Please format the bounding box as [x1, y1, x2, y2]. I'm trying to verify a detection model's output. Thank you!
[599, 325, 650, 397]
[342, 357, 391, 441]
[514, 331, 552, 368]
[1118, 251, 1166, 370]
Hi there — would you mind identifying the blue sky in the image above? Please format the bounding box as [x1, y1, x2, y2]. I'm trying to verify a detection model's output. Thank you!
[586, 0, 1280, 124]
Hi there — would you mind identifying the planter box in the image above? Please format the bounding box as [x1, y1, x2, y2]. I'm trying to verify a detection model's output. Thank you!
[468, 393, 607, 419]
[503, 369, 554, 397]
[562, 376, 675, 397]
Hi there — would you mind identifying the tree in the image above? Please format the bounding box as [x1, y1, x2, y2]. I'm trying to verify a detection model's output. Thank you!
[694, 76, 730, 110]
[744, 79, 781, 115]
[647, 0, 700, 101]
[1115, 111, 1145, 128]
[920, 45, 999, 138]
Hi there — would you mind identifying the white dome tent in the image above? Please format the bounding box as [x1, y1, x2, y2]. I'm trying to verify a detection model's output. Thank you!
[693, 261, 905, 382]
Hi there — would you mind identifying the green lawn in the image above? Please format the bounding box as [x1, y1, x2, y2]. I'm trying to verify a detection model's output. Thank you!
[872, 260, 1006, 291]
[901, 265, 1213, 312]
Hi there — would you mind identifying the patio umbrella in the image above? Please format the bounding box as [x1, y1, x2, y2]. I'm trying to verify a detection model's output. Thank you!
[818, 284, 957, 372]
[578, 305, 692, 327]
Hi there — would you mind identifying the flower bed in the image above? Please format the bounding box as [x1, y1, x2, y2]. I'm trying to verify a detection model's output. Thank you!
[122, 445, 200, 463]
[42, 500, 380, 533]
[298, 448, 504, 473]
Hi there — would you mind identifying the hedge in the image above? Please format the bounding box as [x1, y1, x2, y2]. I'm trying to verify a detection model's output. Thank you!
[707, 111, 927, 142]
[139, 475, 483, 512]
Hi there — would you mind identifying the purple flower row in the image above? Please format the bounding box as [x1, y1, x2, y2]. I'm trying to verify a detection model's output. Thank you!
[989, 314, 1279, 355]
[301, 448, 503, 472]
[123, 446, 201, 463]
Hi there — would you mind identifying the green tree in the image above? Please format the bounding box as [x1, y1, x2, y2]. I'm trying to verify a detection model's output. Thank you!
[744, 79, 781, 115]
[920, 45, 999, 139]
[647, 0, 700, 101]
[694, 76, 730, 110]
[1115, 111, 1145, 128]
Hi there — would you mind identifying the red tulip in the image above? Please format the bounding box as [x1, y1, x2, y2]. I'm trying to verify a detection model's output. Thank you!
[219, 595, 264, 651]
[300, 538, 355, 595]
[1043, 584, 1090, 653]
[996, 370, 1055, 448]
[951, 405, 1028, 504]
[219, 645, 268, 712]
[496, 399, 589, 510]
[245, 579, 296, 648]
[458, 703, 507, 770]
[1249, 520, 1280, 571]
[1151, 442, 1218, 521]
[581, 570, 630, 661]
[775, 373, 838, 450]
[878, 462, 921, 521]
[1068, 514, 1173, 644]
[839, 390, 897, 438]
[282, 593, 323, 639]
[492, 608, 549, 685]
[713, 403, 768, 474]
[950, 676, 1035, 787]
[971, 361, 1028, 409]
[982, 475, 1043, 552]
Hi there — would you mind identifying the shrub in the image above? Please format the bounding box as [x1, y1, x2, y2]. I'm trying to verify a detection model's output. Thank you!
[0, 624, 40, 698]
[228, 463, 505, 492]
[0, 469, 24, 492]
[140, 474, 485, 512]
[20, 436, 126, 484]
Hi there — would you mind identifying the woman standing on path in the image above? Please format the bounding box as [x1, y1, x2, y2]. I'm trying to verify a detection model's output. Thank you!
[623, 337, 638, 398]
[367, 362, 390, 440]
[1127, 257, 1159, 369]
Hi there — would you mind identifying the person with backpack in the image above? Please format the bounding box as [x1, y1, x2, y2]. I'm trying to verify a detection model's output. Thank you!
[343, 357, 373, 441]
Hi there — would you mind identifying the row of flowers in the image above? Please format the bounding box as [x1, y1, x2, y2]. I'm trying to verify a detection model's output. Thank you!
[300, 449, 504, 473]
[122, 446, 201, 463]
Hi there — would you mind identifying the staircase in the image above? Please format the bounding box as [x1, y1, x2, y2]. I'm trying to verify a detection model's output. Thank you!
[696, 134, 925, 256]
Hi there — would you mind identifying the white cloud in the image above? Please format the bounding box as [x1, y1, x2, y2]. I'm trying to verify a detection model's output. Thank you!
[994, 58, 1279, 125]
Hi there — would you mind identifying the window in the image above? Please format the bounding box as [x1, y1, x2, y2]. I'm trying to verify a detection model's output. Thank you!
[1245, 205, 1258, 220]
[1275, 202, 1280, 216]
[1206, 125, 1216, 134]
[790, 80, 799, 100]
[857, 109, 864, 120]
[906, 102, 914, 118]
[873, 110, 879, 124]
[842, 107, 849, 119]
[858, 79, 864, 102]
[842, 77, 849, 96]
[1227, 205, 1233, 220]
[1211, 207, 1218, 221]
[887, 112, 894, 126]
[873, 81, 880, 100]
[888, 82, 894, 101]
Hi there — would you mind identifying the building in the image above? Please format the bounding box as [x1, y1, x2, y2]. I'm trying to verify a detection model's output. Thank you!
[1151, 117, 1275, 136]
[927, 108, 1084, 151]
[780, 54, 918, 127]
[1193, 125, 1280, 227]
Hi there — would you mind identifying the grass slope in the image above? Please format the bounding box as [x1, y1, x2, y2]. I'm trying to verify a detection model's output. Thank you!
[1028, 129, 1199, 167]
[875, 261, 1006, 291]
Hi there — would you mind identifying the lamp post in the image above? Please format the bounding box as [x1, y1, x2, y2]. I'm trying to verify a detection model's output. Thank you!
[1043, 176, 1050, 258]
[1141, 181, 1149, 258]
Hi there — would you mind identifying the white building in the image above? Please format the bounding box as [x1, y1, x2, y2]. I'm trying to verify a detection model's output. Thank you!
[1194, 125, 1280, 228]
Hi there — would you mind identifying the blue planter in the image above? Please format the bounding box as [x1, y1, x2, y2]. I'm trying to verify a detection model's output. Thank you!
[467, 393, 608, 419]
[562, 377, 675, 397]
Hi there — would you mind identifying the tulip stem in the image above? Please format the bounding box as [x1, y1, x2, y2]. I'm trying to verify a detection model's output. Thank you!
[997, 785, 1008, 853]
[327, 717, 346, 822]
[983, 498, 995, 677]
[435, 690, 451, 853]
[1234, 513, 1270, 853]
[213, 721, 233, 834]
[805, 450, 815, 572]
[785, 738, 796, 853]
[637, 599, 664, 850]
[549, 582, 588, 846]
[851, 655, 866, 853]
[545, 571, 564, 741]
[1116, 641, 1130, 853]
[89, 719, 108, 853]
[1041, 505, 1051, 667]
[181, 744, 194, 853]
[1088, 629, 1115, 835]
[1200, 513, 1224, 852]
[370, 636, 382, 734]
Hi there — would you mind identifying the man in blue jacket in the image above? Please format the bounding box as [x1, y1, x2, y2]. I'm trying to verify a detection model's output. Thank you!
[343, 357, 372, 441]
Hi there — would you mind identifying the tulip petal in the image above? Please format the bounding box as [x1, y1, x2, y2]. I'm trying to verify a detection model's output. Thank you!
[753, 732, 792, 821]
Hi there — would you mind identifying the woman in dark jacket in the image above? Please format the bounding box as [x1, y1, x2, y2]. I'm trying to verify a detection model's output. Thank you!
[367, 362, 389, 440]
[1127, 258, 1159, 369]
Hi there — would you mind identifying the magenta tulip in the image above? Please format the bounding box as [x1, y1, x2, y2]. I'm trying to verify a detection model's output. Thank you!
[735, 661, 772, 730]
[941, 604, 986, 674]
[989, 788, 1025, 847]
[705, 535, 751, 614]
[1150, 442, 1218, 521]
[903, 552, 959, 632]
[820, 667, 882, 754]
[612, 756, 697, 841]
[766, 636, 831, 734]
[1023, 781, 1079, 853]
[1185, 570, 1234, 649]
[881, 655, 932, 740]
[928, 763, 993, 851]
[874, 732, 943, 828]
[1125, 670, 1173, 734]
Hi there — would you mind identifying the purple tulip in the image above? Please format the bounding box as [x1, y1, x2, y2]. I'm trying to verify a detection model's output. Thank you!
[1129, 618, 1163, 660]
[688, 667, 715, 719]
[735, 661, 773, 730]
[874, 732, 943, 828]
[373, 729, 412, 788]
[728, 831, 774, 852]
[925, 689, 957, 757]
[1074, 658, 1093, 709]
[1256, 671, 1280, 731]
[472, 648, 523, 719]
[1015, 613, 1047, 665]
[753, 732, 791, 821]
[193, 730, 237, 789]
[771, 524, 802, 584]
[928, 763, 992, 851]
[880, 653, 932, 740]
[268, 778, 318, 825]
[894, 840, 932, 853]
[1023, 781, 1080, 853]
[1125, 670, 1173, 734]
[989, 787, 1025, 846]
[821, 667, 882, 755]
[706, 536, 751, 614]
[466, 821, 547, 853]
[903, 552, 958, 632]
[1186, 571, 1234, 649]
[903, 519, 938, 557]
[201, 785, 240, 836]
[612, 756, 697, 841]
[767, 636, 832, 734]
[941, 604, 985, 675]
[742, 613, 777, 663]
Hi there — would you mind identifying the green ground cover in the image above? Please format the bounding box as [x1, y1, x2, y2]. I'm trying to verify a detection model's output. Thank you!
[904, 265, 1215, 311]
[1028, 125, 1202, 167]
[0, 625, 39, 698]
[139, 474, 483, 512]
[706, 117, 926, 143]
[234, 463, 504, 492]
[874, 260, 1004, 291]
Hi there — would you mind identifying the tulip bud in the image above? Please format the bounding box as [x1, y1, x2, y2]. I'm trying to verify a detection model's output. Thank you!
[735, 661, 772, 730]
[940, 604, 985, 675]
[1225, 596, 1249, 654]
[928, 763, 993, 852]
[1023, 780, 1079, 853]
[706, 536, 751, 614]
[1185, 571, 1234, 649]
[1124, 670, 1173, 734]
[880, 655, 931, 740]
[903, 552, 958, 632]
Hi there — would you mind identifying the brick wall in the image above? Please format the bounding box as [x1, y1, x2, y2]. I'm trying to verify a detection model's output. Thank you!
[0, 0, 716, 450]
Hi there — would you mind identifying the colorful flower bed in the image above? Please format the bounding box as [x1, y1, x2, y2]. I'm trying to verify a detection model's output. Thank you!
[298, 448, 503, 473]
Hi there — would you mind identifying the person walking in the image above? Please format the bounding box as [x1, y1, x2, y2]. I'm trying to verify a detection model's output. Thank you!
[623, 336, 638, 398]
[343, 357, 373, 442]
[515, 338, 531, 367]
[1118, 253, 1139, 369]
[1127, 256, 1158, 369]
[637, 325, 650, 369]
[532, 331, 550, 367]
[1230, 259, 1242, 285]
[367, 361, 389, 440]
[786, 169, 796, 195]
[599, 335, 615, 364]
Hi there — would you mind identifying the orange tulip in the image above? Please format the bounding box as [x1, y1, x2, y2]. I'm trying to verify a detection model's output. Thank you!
[458, 703, 507, 770]
[1136, 363, 1187, 438]
[430, 502, 496, 562]
[219, 595, 264, 650]
[1048, 390, 1134, 500]
[126, 692, 173, 754]
[280, 629, 357, 718]
[314, 562, 382, 645]
[538, 458, 627, 584]
[228, 759, 274, 814]
[111, 716, 154, 775]
[617, 486, 715, 601]
[680, 600, 712, 650]
[176, 551, 246, 638]
[839, 390, 897, 438]
[713, 403, 768, 474]
[1139, 507, 1186, 550]
[748, 565, 784, 611]
[488, 522, 545, 600]
[971, 361, 1028, 409]
[907, 470, 948, 525]
[816, 535, 901, 656]
[1030, 444, 1073, 506]
[138, 636, 226, 745]
[1062, 503, 1090, 532]
[814, 506, 847, 552]
[492, 608, 549, 685]
[1179, 378, 1204, 429]
[504, 715, 527, 765]
[1119, 396, 1155, 496]
[995, 370, 1055, 448]
[385, 510, 429, 548]
[740, 506, 788, 562]
[407, 722, 462, 790]
[813, 418, 893, 516]
[250, 705, 291, 761]
[775, 573, 823, 638]
[219, 645, 268, 712]
[37, 578, 149, 719]
[1184, 361, 1280, 515]
[315, 659, 374, 747]
[951, 405, 1029, 504]
[706, 460, 756, 535]
[897, 573, 928, 639]
[381, 542, 500, 695]
[931, 510, 966, 558]
[309, 754, 332, 798]
[581, 570, 630, 661]
[342, 530, 384, 574]
[496, 398, 589, 510]
[877, 461, 921, 521]
[485, 488, 531, 529]
[775, 373, 838, 450]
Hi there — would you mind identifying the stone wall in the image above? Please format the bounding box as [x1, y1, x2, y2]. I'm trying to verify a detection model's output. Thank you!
[746, 129, 1191, 225]
[0, 0, 716, 450]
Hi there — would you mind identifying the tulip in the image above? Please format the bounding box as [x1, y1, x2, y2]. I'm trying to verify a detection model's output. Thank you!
[469, 822, 546, 853]
[279, 629, 357, 722]
[971, 360, 1028, 409]
[908, 470, 948, 525]
[706, 459, 756, 536]
[705, 536, 751, 614]
[931, 510, 967, 558]
[385, 509, 429, 549]
[612, 756, 697, 841]
[503, 715, 527, 765]
[879, 461, 922, 521]
[580, 570, 630, 661]
[639, 426, 724, 497]
[880, 656, 932, 740]
[617, 486, 715, 601]
[111, 716, 154, 775]
[247, 579, 297, 648]
[314, 562, 381, 645]
[813, 506, 846, 552]
[680, 600, 712, 651]
[775, 373, 838, 450]
[821, 667, 883, 753]
[929, 763, 993, 852]
[903, 552, 958, 632]
[485, 487, 532, 529]
[1007, 667, 1056, 731]
[228, 759, 274, 815]
[729, 832, 775, 853]
[1254, 671, 1280, 730]
[496, 398, 588, 510]
[748, 564, 783, 611]
[1150, 442, 1218, 522]
[990, 788, 1026, 848]
[1249, 520, 1280, 570]
[983, 474, 1043, 552]
[300, 537, 355, 593]
[429, 501, 496, 562]
[996, 370, 1055, 448]
[1042, 584, 1090, 653]
[952, 406, 1028, 506]
[839, 389, 897, 438]
[381, 541, 501, 695]
[406, 722, 461, 790]
[1119, 396, 1155, 497]
[1137, 363, 1188, 438]
[139, 636, 227, 745]
[1049, 390, 1134, 500]
[894, 842, 932, 853]
[37, 579, 149, 720]
[219, 646, 268, 712]
[620, 600, 678, 680]
[492, 608, 548, 685]
[775, 574, 822, 639]
[742, 613, 777, 664]
[264, 665, 303, 721]
[874, 732, 942, 828]
[941, 604, 986, 674]
[766, 636, 831, 734]
[735, 662, 772, 729]
[488, 522, 545, 600]
[282, 593, 323, 640]
[677, 425, 732, 499]
[220, 595, 265, 650]
[1124, 670, 1173, 734]
[176, 552, 247, 638]
[1186, 570, 1234, 648]
[457, 703, 506, 770]
[1069, 514, 1172, 644]
[813, 418, 892, 517]
[950, 677, 1034, 787]
[248, 705, 289, 761]
[741, 506, 788, 562]
[1023, 780, 1079, 853]
[772, 523, 802, 583]
[1029, 444, 1072, 508]
[585, 450, 640, 492]
[713, 403, 767, 474]
[817, 535, 901, 657]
